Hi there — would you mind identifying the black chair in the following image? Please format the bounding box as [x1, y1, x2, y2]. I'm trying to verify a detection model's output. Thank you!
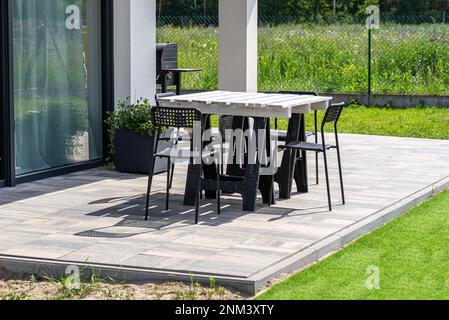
[145, 106, 221, 224]
[277, 91, 321, 185]
[279, 102, 346, 211]
[155, 93, 192, 189]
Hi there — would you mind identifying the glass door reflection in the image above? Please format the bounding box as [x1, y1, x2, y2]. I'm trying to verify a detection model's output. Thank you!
[12, 0, 103, 175]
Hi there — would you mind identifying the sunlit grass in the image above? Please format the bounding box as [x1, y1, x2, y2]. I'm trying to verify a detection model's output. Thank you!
[258, 189, 449, 300]
[210, 104, 449, 140]
[158, 23, 449, 94]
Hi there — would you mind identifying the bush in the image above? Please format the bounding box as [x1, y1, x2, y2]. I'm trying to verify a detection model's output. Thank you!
[105, 98, 154, 160]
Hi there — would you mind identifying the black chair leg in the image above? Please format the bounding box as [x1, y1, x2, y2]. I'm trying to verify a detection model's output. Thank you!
[169, 161, 175, 189]
[322, 150, 332, 212]
[315, 111, 319, 185]
[268, 175, 274, 207]
[166, 158, 171, 211]
[217, 166, 221, 215]
[195, 165, 201, 224]
[220, 140, 225, 175]
[336, 145, 346, 205]
[145, 157, 157, 221]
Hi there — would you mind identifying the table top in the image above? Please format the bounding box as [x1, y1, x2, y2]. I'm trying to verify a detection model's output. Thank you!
[157, 91, 333, 118]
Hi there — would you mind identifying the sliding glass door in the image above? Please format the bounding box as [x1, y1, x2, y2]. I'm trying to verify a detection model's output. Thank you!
[12, 0, 103, 175]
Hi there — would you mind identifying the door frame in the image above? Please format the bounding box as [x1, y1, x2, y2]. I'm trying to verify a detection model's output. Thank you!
[0, 0, 14, 187]
[0, 0, 114, 187]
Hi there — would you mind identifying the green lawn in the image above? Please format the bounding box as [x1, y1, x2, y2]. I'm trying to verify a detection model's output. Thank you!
[212, 105, 449, 140]
[257, 189, 449, 300]
[287, 104, 449, 140]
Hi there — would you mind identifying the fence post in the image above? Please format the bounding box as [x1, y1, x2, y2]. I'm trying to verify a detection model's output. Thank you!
[368, 28, 372, 106]
[366, 5, 380, 106]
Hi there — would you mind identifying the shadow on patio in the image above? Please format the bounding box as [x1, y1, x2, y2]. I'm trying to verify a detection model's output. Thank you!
[76, 192, 304, 239]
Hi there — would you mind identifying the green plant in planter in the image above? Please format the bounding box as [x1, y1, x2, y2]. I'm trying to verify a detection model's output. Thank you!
[105, 97, 154, 162]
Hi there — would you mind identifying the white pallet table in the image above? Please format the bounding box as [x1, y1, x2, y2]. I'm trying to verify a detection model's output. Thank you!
[157, 91, 333, 118]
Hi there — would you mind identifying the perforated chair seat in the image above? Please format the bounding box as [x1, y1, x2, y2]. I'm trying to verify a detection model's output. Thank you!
[280, 141, 333, 152]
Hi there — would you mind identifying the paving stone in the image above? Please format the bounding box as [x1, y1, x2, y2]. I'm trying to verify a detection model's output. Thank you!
[0, 133, 448, 293]
[59, 243, 150, 265]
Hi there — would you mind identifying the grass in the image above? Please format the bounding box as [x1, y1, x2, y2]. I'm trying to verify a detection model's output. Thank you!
[158, 23, 449, 94]
[211, 104, 449, 140]
[291, 104, 449, 140]
[257, 189, 449, 300]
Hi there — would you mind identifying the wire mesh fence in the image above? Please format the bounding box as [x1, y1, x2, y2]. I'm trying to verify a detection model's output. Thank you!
[157, 15, 449, 96]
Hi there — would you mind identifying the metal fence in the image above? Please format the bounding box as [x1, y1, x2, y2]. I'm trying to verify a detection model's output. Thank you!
[157, 15, 449, 97]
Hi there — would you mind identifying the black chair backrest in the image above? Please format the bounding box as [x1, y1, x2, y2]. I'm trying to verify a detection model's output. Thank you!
[152, 106, 202, 129]
[279, 91, 318, 96]
[155, 92, 176, 107]
[323, 102, 345, 124]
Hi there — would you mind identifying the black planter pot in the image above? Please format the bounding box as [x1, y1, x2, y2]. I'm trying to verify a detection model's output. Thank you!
[115, 128, 168, 174]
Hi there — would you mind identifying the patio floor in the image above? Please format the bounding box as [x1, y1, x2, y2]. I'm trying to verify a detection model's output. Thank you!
[1, 133, 449, 295]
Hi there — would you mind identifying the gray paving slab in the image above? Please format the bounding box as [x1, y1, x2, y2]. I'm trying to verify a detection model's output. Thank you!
[0, 133, 448, 294]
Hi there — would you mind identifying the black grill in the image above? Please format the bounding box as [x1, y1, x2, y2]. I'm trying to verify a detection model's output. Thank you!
[156, 43, 202, 95]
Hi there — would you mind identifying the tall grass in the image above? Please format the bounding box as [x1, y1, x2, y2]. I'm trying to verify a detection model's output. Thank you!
[157, 22, 449, 94]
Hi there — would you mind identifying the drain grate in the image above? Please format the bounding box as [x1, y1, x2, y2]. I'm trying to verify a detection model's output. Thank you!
[115, 219, 170, 228]
[75, 230, 143, 239]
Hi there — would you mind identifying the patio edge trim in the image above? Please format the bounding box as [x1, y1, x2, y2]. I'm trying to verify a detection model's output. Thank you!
[0, 254, 256, 296]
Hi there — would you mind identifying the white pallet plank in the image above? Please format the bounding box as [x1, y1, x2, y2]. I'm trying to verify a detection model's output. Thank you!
[251, 95, 315, 106]
[279, 96, 332, 109]
[257, 96, 319, 108]
[158, 91, 332, 116]
[205, 93, 270, 104]
[157, 101, 292, 118]
[161, 91, 232, 103]
[199, 93, 264, 105]
[197, 94, 325, 110]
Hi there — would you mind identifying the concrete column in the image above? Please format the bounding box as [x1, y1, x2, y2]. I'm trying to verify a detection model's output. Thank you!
[219, 0, 258, 92]
[113, 0, 156, 104]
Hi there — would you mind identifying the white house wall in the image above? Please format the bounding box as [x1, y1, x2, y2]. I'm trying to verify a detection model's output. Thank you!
[113, 0, 156, 104]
